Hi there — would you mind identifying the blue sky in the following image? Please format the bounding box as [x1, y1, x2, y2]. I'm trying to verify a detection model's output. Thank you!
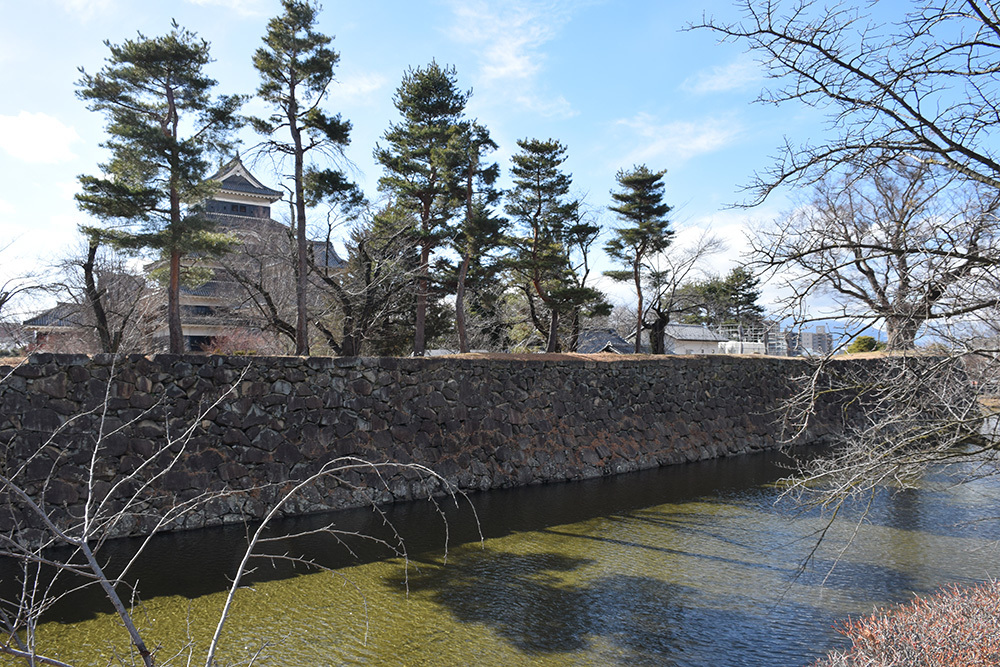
[0, 0, 824, 319]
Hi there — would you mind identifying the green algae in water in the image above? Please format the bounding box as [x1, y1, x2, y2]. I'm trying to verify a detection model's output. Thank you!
[8, 459, 1000, 666]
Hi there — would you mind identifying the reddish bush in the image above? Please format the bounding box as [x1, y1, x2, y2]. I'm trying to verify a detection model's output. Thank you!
[814, 580, 1000, 666]
[206, 329, 287, 356]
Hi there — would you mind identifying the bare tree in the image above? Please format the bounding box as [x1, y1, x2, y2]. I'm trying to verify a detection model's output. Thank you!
[0, 363, 245, 666]
[41, 235, 157, 354]
[308, 206, 421, 357]
[0, 243, 43, 354]
[696, 0, 1000, 202]
[642, 231, 725, 354]
[781, 350, 999, 527]
[218, 219, 300, 352]
[695, 1, 1000, 524]
[565, 204, 610, 352]
[756, 158, 1000, 350]
[0, 363, 473, 666]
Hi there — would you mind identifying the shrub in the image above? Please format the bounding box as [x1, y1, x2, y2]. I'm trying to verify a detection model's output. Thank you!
[814, 580, 1000, 666]
[847, 336, 878, 353]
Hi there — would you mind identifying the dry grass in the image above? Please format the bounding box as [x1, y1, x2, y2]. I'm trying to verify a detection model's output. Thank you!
[979, 395, 1000, 412]
[814, 580, 1000, 667]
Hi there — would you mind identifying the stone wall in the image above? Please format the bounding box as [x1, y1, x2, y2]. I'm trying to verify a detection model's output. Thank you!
[0, 353, 848, 538]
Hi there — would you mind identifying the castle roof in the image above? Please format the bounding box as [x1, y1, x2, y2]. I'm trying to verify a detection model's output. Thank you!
[209, 156, 283, 202]
[24, 302, 84, 329]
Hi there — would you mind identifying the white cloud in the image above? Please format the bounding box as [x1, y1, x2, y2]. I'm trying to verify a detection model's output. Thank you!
[514, 93, 577, 119]
[615, 112, 743, 165]
[184, 0, 269, 18]
[0, 199, 15, 217]
[56, 0, 113, 20]
[682, 56, 763, 94]
[447, 0, 587, 118]
[0, 112, 81, 164]
[449, 1, 562, 81]
[56, 181, 83, 202]
[50, 212, 89, 232]
[0, 40, 16, 65]
[335, 72, 388, 103]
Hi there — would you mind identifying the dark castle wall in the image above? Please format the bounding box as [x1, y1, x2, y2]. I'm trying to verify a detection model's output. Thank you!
[0, 353, 848, 539]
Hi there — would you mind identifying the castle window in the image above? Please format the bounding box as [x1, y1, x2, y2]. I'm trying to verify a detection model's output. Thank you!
[240, 205, 247, 212]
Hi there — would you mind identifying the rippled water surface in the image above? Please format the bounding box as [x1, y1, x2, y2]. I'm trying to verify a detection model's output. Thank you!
[11, 451, 1000, 666]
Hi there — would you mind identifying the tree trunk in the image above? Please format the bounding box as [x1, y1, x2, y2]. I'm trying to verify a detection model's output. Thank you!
[294, 204, 309, 356]
[649, 314, 667, 355]
[414, 242, 430, 356]
[166, 92, 184, 355]
[570, 309, 581, 352]
[885, 315, 920, 351]
[456, 252, 470, 353]
[634, 273, 644, 354]
[82, 239, 113, 353]
[546, 309, 560, 353]
[342, 325, 360, 357]
[168, 248, 184, 353]
[291, 103, 310, 356]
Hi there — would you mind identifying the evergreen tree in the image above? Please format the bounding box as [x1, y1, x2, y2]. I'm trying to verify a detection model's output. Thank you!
[504, 138, 605, 353]
[252, 0, 354, 356]
[846, 335, 878, 353]
[604, 165, 674, 353]
[310, 204, 419, 356]
[564, 207, 611, 351]
[76, 23, 243, 353]
[683, 266, 765, 330]
[453, 122, 501, 353]
[724, 266, 765, 328]
[374, 62, 469, 356]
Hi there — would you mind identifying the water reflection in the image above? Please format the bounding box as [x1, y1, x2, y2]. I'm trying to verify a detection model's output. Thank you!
[7, 450, 1000, 666]
[382, 543, 846, 667]
[392, 548, 596, 653]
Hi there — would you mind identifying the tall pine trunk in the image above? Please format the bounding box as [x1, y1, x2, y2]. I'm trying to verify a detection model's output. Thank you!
[546, 309, 560, 353]
[167, 179, 184, 354]
[455, 164, 475, 354]
[290, 86, 310, 356]
[168, 248, 183, 353]
[456, 252, 470, 353]
[414, 241, 430, 356]
[634, 265, 643, 354]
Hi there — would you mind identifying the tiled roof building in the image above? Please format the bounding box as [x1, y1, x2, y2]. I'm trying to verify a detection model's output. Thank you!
[157, 156, 344, 352]
[26, 157, 345, 354]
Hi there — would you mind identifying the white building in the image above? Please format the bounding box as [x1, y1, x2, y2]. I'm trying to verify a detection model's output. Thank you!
[662, 324, 726, 355]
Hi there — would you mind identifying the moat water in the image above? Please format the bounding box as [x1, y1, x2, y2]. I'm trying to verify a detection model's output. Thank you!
[8, 449, 1000, 666]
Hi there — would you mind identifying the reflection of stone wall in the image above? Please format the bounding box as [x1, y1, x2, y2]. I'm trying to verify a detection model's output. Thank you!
[0, 353, 848, 538]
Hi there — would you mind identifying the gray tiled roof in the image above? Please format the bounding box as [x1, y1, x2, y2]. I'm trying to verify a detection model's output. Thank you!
[220, 174, 283, 199]
[577, 329, 635, 354]
[310, 241, 345, 269]
[24, 303, 84, 328]
[662, 324, 725, 342]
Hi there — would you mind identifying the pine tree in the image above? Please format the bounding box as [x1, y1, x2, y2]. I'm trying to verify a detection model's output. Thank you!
[564, 208, 611, 351]
[76, 23, 243, 354]
[252, 0, 354, 356]
[724, 266, 765, 328]
[604, 165, 674, 352]
[453, 122, 501, 353]
[683, 266, 765, 329]
[505, 138, 605, 353]
[374, 62, 469, 356]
